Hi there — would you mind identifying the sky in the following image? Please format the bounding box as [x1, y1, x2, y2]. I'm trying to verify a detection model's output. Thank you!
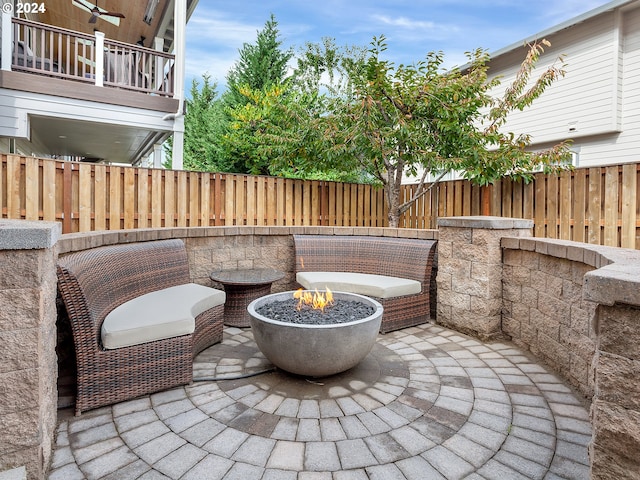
[185, 0, 614, 92]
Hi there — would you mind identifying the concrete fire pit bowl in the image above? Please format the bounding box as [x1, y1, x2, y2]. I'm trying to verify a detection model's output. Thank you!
[247, 291, 383, 377]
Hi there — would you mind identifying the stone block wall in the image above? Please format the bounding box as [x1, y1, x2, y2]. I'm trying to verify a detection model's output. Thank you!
[438, 216, 640, 479]
[0, 221, 60, 480]
[436, 216, 533, 340]
[582, 251, 640, 480]
[500, 232, 640, 479]
[5, 217, 640, 479]
[501, 238, 598, 398]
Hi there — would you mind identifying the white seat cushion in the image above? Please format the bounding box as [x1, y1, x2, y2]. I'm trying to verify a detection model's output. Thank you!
[102, 283, 226, 349]
[296, 272, 421, 299]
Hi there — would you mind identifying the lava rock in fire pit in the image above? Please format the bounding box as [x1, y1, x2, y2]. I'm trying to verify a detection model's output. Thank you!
[256, 298, 375, 325]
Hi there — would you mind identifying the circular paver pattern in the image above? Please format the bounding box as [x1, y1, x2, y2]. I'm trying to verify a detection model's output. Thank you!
[48, 324, 592, 480]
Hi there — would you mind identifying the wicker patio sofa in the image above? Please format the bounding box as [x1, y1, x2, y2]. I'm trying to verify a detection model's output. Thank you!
[56, 239, 225, 415]
[293, 235, 437, 333]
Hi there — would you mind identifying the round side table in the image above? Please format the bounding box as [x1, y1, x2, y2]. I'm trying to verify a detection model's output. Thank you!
[210, 268, 285, 327]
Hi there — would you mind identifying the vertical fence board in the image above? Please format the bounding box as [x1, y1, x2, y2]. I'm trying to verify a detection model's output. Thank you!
[255, 177, 265, 226]
[246, 175, 255, 226]
[25, 158, 39, 221]
[573, 169, 586, 243]
[490, 181, 501, 216]
[176, 171, 188, 227]
[93, 165, 106, 230]
[534, 174, 546, 238]
[265, 177, 275, 225]
[237, 175, 247, 226]
[151, 169, 163, 228]
[42, 160, 56, 222]
[78, 163, 92, 231]
[328, 182, 336, 226]
[107, 166, 121, 230]
[302, 181, 311, 225]
[462, 182, 471, 216]
[164, 170, 175, 227]
[559, 171, 572, 240]
[588, 167, 602, 245]
[223, 175, 234, 226]
[603, 166, 619, 247]
[312, 181, 320, 225]
[214, 174, 222, 226]
[276, 178, 285, 225]
[199, 172, 210, 226]
[285, 180, 294, 225]
[189, 172, 199, 226]
[523, 182, 534, 220]
[138, 168, 149, 229]
[7, 155, 21, 218]
[501, 179, 512, 218]
[337, 183, 344, 225]
[123, 167, 136, 230]
[547, 174, 558, 239]
[621, 164, 637, 249]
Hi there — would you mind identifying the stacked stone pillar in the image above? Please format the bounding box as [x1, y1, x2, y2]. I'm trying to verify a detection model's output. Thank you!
[0, 220, 60, 480]
[436, 216, 533, 340]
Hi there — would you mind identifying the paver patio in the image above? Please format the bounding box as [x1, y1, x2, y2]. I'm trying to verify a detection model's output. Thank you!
[47, 323, 592, 480]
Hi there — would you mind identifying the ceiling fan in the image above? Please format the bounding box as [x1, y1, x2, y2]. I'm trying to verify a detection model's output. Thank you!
[72, 0, 125, 26]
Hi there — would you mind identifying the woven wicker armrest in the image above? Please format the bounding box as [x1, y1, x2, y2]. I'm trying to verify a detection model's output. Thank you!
[293, 235, 437, 333]
[56, 239, 223, 415]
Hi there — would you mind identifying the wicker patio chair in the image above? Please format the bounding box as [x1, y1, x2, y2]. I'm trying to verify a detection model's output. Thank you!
[56, 239, 223, 415]
[294, 235, 437, 333]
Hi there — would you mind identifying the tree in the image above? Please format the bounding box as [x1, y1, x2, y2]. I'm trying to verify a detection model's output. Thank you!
[224, 14, 293, 109]
[220, 14, 295, 173]
[165, 75, 231, 172]
[266, 37, 572, 227]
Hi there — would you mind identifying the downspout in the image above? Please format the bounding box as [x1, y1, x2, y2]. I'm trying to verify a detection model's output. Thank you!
[162, 0, 186, 169]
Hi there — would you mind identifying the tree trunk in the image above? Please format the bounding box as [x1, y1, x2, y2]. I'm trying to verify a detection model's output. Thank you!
[385, 182, 402, 228]
[388, 210, 400, 228]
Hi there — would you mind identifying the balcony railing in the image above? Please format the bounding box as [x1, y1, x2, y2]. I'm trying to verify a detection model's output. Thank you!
[7, 17, 175, 97]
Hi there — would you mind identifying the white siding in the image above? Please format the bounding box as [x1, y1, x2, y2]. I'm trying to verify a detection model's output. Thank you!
[482, 4, 640, 168]
[486, 12, 618, 144]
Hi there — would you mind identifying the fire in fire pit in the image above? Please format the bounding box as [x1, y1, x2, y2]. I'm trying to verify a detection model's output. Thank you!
[255, 288, 375, 325]
[293, 287, 334, 311]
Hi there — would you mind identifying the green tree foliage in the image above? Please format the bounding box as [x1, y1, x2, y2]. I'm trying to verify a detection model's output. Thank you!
[165, 75, 231, 172]
[221, 14, 298, 173]
[264, 36, 573, 227]
[224, 14, 293, 109]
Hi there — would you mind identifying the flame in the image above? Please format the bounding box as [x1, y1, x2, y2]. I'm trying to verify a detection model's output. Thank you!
[294, 287, 334, 312]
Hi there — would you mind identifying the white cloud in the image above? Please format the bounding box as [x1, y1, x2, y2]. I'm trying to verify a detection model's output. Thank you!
[372, 14, 441, 32]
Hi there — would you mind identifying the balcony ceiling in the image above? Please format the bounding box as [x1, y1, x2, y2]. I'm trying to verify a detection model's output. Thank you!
[29, 116, 168, 164]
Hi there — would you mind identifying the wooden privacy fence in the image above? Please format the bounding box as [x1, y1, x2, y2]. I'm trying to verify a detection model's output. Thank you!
[1, 155, 638, 249]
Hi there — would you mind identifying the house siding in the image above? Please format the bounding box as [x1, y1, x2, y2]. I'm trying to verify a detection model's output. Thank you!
[484, 4, 640, 168]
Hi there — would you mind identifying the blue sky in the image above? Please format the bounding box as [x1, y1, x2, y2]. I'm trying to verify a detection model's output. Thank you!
[185, 0, 613, 91]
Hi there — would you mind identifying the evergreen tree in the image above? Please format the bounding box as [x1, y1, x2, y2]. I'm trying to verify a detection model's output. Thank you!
[224, 14, 292, 109]
[165, 75, 231, 172]
[221, 14, 294, 173]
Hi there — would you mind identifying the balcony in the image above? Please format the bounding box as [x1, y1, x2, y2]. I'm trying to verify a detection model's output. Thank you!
[0, 13, 181, 164]
[6, 17, 175, 98]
